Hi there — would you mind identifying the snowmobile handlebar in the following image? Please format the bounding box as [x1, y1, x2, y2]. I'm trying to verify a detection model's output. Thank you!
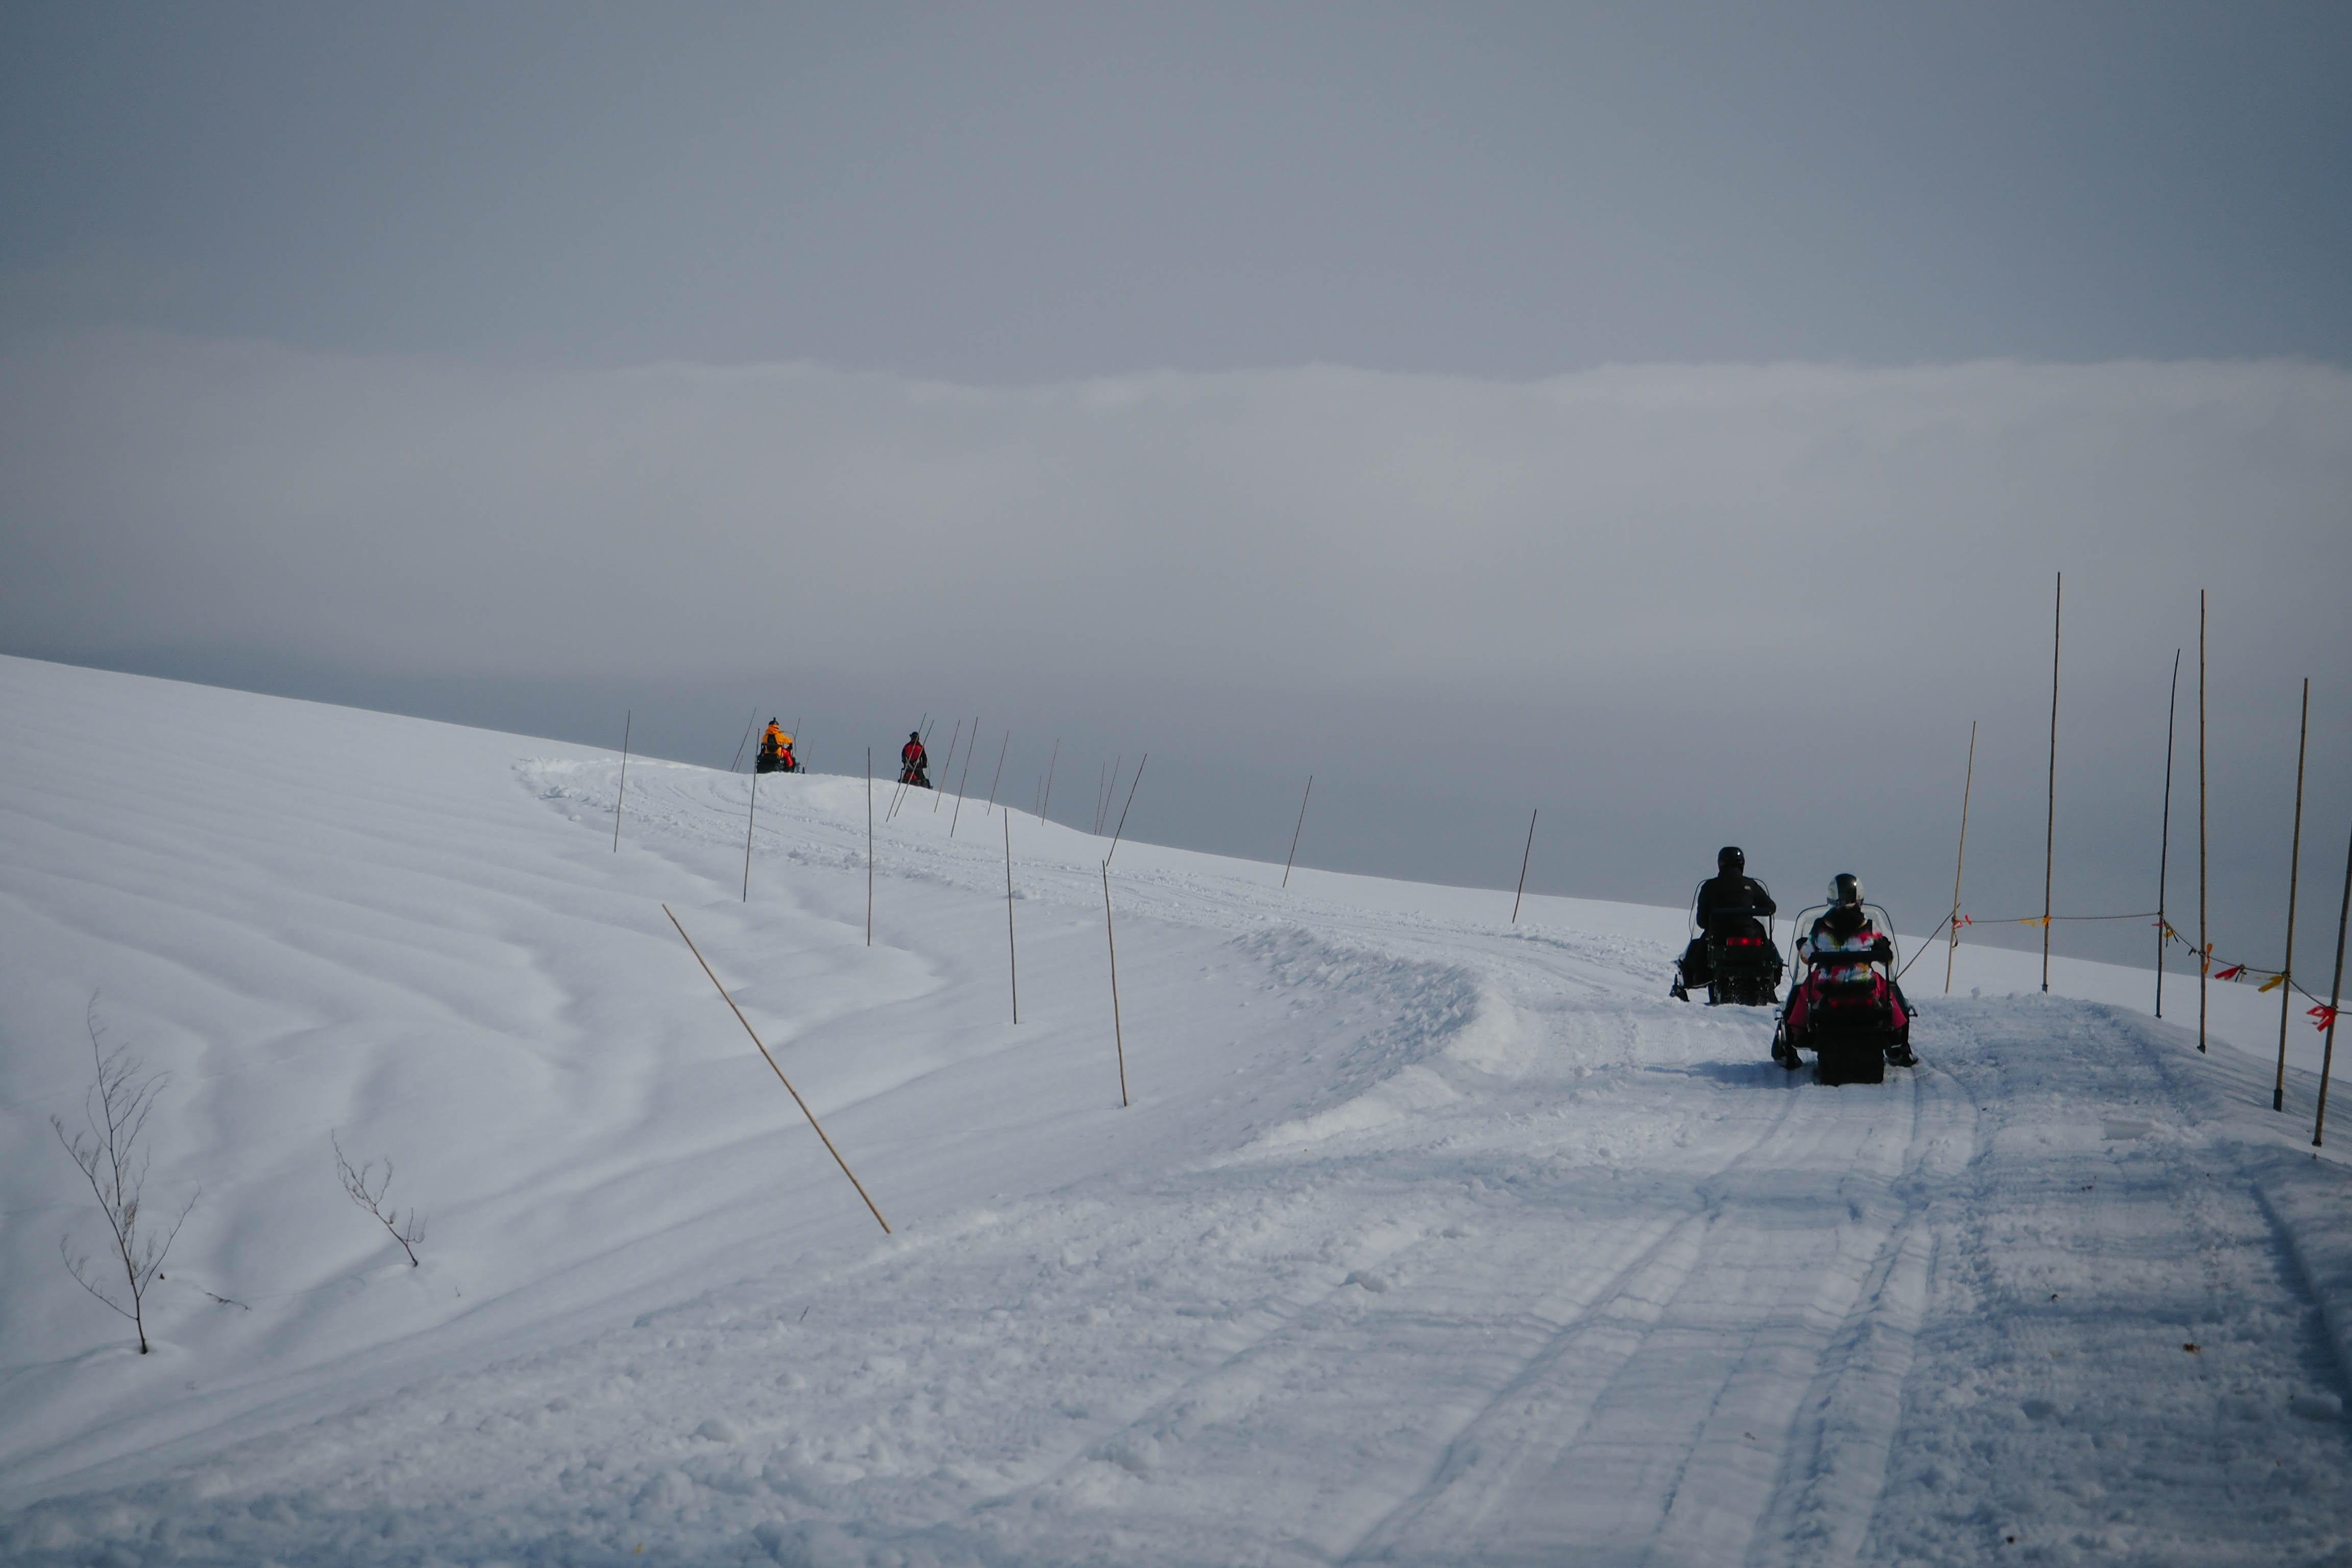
[1781, 902, 1901, 974]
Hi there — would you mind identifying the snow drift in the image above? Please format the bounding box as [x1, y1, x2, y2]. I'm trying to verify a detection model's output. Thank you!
[1, 655, 2346, 1565]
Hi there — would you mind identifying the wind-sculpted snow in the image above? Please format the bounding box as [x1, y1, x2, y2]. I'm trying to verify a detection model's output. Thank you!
[1, 656, 2347, 1565]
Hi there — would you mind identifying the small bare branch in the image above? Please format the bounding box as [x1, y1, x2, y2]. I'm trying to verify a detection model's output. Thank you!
[53, 999, 193, 1354]
[332, 1130, 425, 1266]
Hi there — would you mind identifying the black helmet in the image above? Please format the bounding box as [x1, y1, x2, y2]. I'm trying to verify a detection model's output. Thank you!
[1718, 846, 1744, 872]
[910, 730, 921, 741]
[1829, 872, 1864, 907]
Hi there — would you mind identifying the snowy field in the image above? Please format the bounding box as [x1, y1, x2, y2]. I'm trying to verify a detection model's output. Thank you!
[2, 654, 2347, 1567]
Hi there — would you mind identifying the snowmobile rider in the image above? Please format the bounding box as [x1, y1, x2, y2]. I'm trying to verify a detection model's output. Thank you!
[1792, 873, 1917, 1067]
[1697, 846, 1776, 937]
[900, 730, 931, 789]
[756, 721, 797, 775]
[1674, 846, 1777, 996]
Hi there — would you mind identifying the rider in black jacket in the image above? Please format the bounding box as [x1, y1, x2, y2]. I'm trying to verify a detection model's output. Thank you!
[1696, 846, 1776, 937]
[1674, 846, 1778, 997]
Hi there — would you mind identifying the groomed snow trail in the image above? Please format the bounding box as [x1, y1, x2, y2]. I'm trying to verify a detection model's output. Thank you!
[2, 658, 2347, 1566]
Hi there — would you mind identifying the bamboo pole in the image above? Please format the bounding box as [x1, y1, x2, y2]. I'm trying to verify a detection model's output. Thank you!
[2200, 590, 2209, 1052]
[663, 905, 890, 1234]
[1282, 775, 1313, 889]
[1104, 754, 1147, 868]
[1004, 811, 1020, 1024]
[2042, 573, 2061, 992]
[933, 719, 963, 813]
[1104, 864, 1129, 1108]
[742, 770, 758, 902]
[613, 710, 632, 852]
[984, 731, 1010, 816]
[1038, 739, 1060, 825]
[2275, 678, 2310, 1112]
[866, 748, 874, 947]
[1946, 721, 1977, 994]
[2315, 823, 2349, 1147]
[1511, 808, 1538, 924]
[1105, 755, 1123, 835]
[949, 718, 979, 837]
[729, 706, 758, 773]
[2157, 651, 2180, 1016]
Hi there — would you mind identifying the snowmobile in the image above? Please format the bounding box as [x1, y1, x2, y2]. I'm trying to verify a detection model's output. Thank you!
[1669, 881, 1784, 1006]
[1770, 900, 1913, 1085]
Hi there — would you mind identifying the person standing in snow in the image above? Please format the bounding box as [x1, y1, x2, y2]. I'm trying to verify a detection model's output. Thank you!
[899, 730, 930, 789]
[1673, 846, 1777, 998]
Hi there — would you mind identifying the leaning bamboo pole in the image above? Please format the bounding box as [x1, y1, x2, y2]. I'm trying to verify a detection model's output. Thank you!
[1004, 812, 1020, 1024]
[1103, 864, 1129, 1108]
[2156, 651, 2179, 1017]
[1103, 754, 1147, 869]
[741, 770, 758, 902]
[949, 718, 979, 837]
[1511, 808, 1538, 924]
[1038, 739, 1060, 826]
[1947, 721, 1976, 995]
[866, 748, 874, 947]
[664, 906, 890, 1234]
[2314, 824, 2349, 1148]
[2042, 573, 2061, 993]
[613, 709, 632, 853]
[1283, 775, 1313, 889]
[2275, 678, 2309, 1112]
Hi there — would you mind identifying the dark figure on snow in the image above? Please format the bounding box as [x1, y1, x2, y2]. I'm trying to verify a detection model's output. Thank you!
[755, 720, 797, 774]
[900, 731, 932, 789]
[1672, 846, 1780, 1002]
[1777, 873, 1917, 1069]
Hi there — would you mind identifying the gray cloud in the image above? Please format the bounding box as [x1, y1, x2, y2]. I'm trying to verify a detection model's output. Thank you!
[4, 329, 2346, 978]
[4, 4, 2349, 377]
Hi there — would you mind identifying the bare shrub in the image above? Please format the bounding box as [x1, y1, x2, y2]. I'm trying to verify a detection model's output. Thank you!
[53, 1001, 197, 1354]
[332, 1131, 425, 1266]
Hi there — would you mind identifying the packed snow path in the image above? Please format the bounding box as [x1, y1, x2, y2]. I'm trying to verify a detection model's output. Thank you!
[1, 657, 2346, 1566]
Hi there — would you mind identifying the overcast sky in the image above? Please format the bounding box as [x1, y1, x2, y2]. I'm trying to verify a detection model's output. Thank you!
[3, 2, 2348, 978]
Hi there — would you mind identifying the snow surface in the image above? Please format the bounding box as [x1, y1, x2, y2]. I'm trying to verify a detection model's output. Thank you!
[2, 654, 2347, 1566]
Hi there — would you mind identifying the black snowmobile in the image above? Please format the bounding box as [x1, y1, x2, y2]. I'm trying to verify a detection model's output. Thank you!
[1770, 899, 1914, 1086]
[1670, 881, 1784, 1007]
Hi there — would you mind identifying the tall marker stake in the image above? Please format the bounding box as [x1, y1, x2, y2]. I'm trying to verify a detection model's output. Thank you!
[1103, 864, 1129, 1107]
[614, 709, 632, 852]
[1003, 813, 1020, 1023]
[985, 732, 1010, 816]
[1947, 720, 1977, 994]
[1038, 739, 1060, 825]
[2314, 823, 2349, 1148]
[2275, 678, 2310, 1112]
[2200, 590, 2209, 1052]
[742, 771, 758, 902]
[933, 719, 963, 813]
[1283, 775, 1314, 889]
[2041, 573, 2061, 992]
[729, 706, 758, 772]
[1511, 808, 1538, 924]
[2157, 651, 2180, 1016]
[664, 906, 890, 1234]
[866, 748, 874, 947]
[950, 718, 979, 837]
[1103, 754, 1147, 868]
